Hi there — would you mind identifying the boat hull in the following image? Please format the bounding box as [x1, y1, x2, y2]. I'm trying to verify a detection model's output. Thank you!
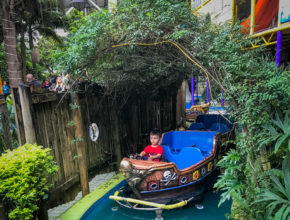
[120, 132, 222, 204]
[140, 168, 220, 203]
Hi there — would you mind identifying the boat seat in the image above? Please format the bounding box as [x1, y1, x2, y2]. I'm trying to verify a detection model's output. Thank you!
[196, 115, 233, 132]
[188, 123, 206, 131]
[209, 123, 229, 134]
[162, 145, 204, 170]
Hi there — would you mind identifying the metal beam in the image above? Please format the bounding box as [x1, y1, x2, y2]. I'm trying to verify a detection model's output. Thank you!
[88, 0, 102, 10]
[252, 23, 290, 37]
[191, 0, 211, 13]
[65, 7, 74, 15]
[250, 0, 256, 35]
[231, 0, 235, 25]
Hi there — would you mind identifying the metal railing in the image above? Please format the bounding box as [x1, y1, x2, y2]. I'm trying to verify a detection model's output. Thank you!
[191, 0, 211, 13]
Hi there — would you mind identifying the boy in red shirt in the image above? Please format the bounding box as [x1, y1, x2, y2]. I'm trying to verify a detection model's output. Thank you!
[139, 130, 163, 162]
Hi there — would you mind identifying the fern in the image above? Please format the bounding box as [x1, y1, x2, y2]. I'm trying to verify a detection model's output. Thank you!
[261, 111, 290, 153]
[255, 154, 290, 220]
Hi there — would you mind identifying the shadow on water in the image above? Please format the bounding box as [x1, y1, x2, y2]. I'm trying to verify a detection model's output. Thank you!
[86, 191, 231, 220]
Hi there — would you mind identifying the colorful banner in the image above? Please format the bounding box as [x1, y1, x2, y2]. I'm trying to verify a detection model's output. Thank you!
[280, 0, 290, 24]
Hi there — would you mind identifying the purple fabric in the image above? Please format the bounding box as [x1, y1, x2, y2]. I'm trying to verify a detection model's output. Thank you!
[191, 77, 194, 106]
[221, 90, 224, 107]
[206, 80, 209, 103]
[276, 31, 282, 68]
[196, 79, 198, 98]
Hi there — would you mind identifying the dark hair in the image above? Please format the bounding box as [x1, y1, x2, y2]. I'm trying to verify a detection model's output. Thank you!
[150, 129, 161, 137]
[49, 76, 57, 84]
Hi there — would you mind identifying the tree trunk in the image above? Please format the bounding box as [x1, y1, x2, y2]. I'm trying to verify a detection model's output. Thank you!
[71, 93, 89, 197]
[0, 102, 12, 150]
[2, 0, 23, 88]
[1, 0, 24, 146]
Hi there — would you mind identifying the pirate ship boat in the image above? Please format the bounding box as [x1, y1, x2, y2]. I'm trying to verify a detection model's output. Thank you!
[189, 114, 235, 147]
[185, 77, 211, 121]
[185, 103, 210, 121]
[110, 115, 235, 209]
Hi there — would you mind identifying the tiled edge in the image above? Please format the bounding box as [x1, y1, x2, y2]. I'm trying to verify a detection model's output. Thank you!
[59, 173, 124, 220]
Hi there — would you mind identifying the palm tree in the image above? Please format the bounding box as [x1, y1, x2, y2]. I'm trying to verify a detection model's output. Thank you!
[0, 0, 23, 153]
[1, 0, 23, 88]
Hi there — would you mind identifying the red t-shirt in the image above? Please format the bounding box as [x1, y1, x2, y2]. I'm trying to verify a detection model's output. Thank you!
[143, 145, 163, 162]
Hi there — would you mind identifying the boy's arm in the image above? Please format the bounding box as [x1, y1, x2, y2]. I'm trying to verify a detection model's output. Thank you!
[148, 154, 162, 161]
[139, 146, 149, 157]
[139, 151, 146, 157]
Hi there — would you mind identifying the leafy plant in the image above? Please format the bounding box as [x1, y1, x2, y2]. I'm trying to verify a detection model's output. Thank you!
[214, 149, 247, 208]
[0, 96, 18, 153]
[261, 111, 290, 153]
[255, 154, 290, 220]
[0, 144, 58, 219]
[50, 0, 290, 218]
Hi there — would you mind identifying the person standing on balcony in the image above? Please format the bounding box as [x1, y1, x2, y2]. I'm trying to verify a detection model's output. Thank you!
[2, 81, 10, 99]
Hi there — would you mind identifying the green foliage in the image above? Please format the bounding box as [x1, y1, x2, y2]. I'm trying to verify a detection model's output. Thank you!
[69, 103, 80, 110]
[53, 0, 194, 103]
[71, 137, 84, 145]
[261, 111, 290, 153]
[214, 149, 248, 209]
[66, 9, 86, 33]
[255, 154, 290, 220]
[67, 120, 76, 127]
[0, 144, 58, 219]
[0, 96, 18, 153]
[36, 36, 65, 77]
[51, 0, 290, 218]
[0, 44, 8, 80]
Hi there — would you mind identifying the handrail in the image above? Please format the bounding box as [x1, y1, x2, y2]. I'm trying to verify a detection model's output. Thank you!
[191, 0, 211, 13]
[109, 190, 192, 210]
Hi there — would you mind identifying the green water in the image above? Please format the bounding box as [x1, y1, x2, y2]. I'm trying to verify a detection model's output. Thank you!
[86, 191, 231, 220]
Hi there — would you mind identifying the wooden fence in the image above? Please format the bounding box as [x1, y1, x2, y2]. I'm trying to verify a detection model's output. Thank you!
[13, 86, 178, 206]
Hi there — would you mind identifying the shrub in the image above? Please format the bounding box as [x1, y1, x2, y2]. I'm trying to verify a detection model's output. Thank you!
[255, 154, 290, 220]
[0, 144, 58, 219]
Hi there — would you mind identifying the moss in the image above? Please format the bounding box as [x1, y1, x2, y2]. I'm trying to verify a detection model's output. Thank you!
[231, 199, 249, 220]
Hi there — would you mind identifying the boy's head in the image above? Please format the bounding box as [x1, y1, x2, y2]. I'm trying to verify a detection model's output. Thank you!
[150, 129, 161, 146]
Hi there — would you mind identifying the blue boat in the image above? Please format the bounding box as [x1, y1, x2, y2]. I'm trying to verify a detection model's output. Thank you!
[113, 114, 235, 209]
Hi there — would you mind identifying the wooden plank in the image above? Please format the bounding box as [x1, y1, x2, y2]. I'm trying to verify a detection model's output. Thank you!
[44, 102, 59, 185]
[63, 101, 74, 178]
[67, 105, 79, 174]
[58, 100, 72, 180]
[33, 104, 44, 146]
[31, 93, 58, 104]
[29, 85, 46, 94]
[12, 89, 26, 145]
[18, 85, 36, 143]
[51, 101, 65, 184]
[71, 93, 89, 197]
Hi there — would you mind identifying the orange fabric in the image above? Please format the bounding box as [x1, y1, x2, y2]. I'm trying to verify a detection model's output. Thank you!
[241, 0, 279, 33]
[0, 74, 3, 95]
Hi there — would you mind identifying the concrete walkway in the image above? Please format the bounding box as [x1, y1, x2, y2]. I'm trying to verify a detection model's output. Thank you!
[48, 172, 116, 220]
